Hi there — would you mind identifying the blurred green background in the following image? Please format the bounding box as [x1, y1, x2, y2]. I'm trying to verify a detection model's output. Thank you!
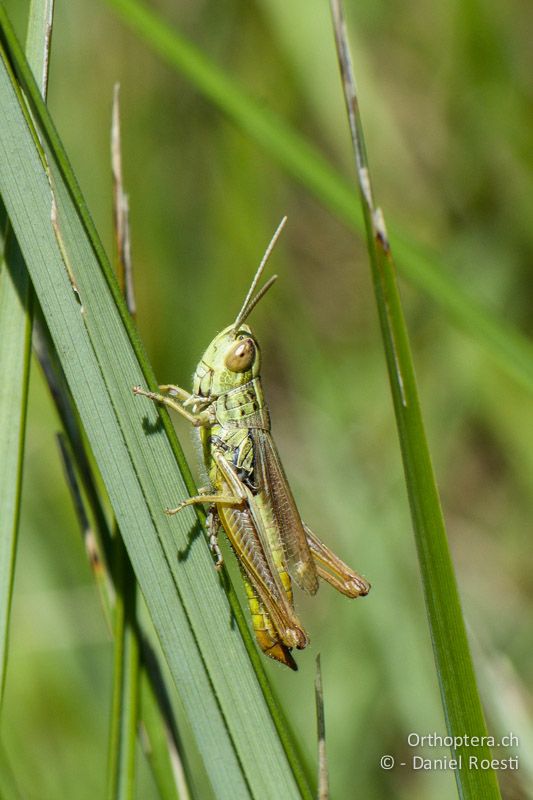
[2, 0, 532, 798]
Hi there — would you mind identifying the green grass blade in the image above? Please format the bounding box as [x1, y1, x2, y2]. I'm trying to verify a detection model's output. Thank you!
[0, 0, 52, 708]
[24, 0, 53, 96]
[56, 431, 189, 800]
[34, 310, 116, 571]
[330, 2, 501, 798]
[138, 667, 187, 800]
[108, 532, 139, 800]
[56, 431, 135, 797]
[0, 23, 311, 800]
[0, 230, 31, 705]
[107, 81, 139, 800]
[104, 0, 533, 395]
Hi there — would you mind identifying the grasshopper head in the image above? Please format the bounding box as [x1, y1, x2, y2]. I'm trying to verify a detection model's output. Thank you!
[193, 324, 261, 398]
[192, 216, 287, 399]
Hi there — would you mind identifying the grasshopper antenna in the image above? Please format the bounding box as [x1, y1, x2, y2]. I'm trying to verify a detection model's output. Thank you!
[233, 216, 287, 329]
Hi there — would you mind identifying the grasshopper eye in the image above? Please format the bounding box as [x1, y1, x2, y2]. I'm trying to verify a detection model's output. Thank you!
[225, 338, 255, 372]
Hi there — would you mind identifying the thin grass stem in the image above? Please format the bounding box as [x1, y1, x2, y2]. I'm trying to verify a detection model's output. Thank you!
[329, 3, 502, 798]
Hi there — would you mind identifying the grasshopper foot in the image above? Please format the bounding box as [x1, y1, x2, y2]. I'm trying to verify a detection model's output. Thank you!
[133, 385, 152, 398]
[165, 504, 186, 516]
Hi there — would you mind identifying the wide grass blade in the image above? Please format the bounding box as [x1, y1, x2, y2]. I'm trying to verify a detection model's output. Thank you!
[329, 2, 501, 798]
[0, 0, 52, 707]
[104, 0, 533, 395]
[0, 15, 311, 799]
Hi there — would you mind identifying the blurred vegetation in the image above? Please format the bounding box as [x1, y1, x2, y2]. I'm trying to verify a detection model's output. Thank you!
[1, 0, 532, 798]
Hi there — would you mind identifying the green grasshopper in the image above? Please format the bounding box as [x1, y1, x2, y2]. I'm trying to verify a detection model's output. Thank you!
[134, 218, 369, 669]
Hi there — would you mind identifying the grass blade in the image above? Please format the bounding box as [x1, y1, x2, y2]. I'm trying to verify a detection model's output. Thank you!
[0, 230, 31, 705]
[314, 656, 328, 800]
[0, 16, 311, 798]
[107, 82, 140, 800]
[0, 0, 52, 707]
[329, 2, 501, 798]
[104, 0, 533, 395]
[56, 431, 138, 798]
[108, 530, 139, 800]
[56, 432, 188, 800]
[138, 654, 190, 800]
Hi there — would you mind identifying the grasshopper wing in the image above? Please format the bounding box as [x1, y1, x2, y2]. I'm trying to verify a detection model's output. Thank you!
[212, 449, 308, 648]
[253, 430, 319, 595]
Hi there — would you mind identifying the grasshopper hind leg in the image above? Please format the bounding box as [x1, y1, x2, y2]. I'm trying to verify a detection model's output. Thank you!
[209, 509, 297, 668]
[303, 522, 370, 597]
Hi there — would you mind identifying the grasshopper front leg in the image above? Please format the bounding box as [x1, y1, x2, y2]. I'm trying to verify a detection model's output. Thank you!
[158, 384, 193, 403]
[133, 385, 211, 427]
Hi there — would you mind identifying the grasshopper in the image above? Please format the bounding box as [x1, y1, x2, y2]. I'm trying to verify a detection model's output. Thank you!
[134, 218, 369, 669]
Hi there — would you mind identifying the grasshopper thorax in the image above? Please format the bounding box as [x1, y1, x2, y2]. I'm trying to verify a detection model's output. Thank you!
[193, 324, 261, 399]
